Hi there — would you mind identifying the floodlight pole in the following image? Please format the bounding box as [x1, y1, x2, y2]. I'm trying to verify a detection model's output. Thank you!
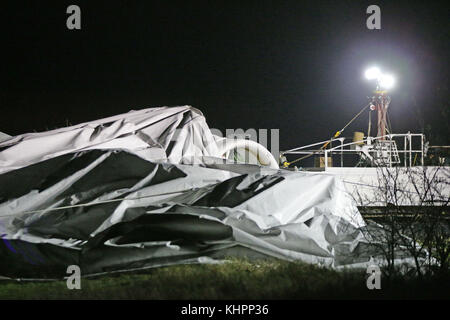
[373, 86, 390, 140]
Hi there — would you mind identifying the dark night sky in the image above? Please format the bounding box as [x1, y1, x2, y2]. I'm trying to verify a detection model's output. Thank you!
[1, 0, 449, 151]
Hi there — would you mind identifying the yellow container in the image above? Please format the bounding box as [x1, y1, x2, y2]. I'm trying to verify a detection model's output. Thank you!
[314, 156, 332, 168]
[353, 132, 365, 145]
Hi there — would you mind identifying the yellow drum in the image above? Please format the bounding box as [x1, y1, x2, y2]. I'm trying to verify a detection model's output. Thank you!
[353, 132, 365, 145]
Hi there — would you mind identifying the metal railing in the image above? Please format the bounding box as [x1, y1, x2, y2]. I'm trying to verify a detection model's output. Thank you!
[281, 133, 425, 169]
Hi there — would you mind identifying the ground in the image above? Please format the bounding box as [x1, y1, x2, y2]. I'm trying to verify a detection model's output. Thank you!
[0, 259, 448, 299]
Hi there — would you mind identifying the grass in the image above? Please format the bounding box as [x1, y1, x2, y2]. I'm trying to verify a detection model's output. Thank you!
[0, 258, 448, 299]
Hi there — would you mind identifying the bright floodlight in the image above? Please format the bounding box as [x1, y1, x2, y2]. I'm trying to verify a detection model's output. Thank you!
[365, 67, 381, 80]
[379, 74, 396, 89]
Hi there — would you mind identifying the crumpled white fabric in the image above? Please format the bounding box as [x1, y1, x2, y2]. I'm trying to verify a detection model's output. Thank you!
[0, 106, 221, 174]
[0, 106, 412, 278]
